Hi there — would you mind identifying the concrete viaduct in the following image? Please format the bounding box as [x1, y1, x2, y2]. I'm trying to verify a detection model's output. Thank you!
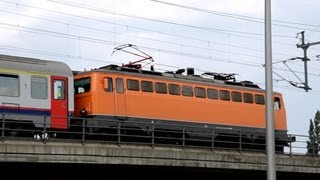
[0, 140, 319, 178]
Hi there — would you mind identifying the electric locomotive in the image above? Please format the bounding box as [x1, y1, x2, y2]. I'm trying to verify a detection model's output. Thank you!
[73, 63, 289, 151]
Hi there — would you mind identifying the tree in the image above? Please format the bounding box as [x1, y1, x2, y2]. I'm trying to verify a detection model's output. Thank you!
[307, 111, 320, 155]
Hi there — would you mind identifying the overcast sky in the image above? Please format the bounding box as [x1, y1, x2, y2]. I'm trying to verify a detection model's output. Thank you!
[0, 0, 319, 137]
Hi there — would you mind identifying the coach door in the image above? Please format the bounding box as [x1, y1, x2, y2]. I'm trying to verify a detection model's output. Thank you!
[115, 77, 126, 117]
[51, 76, 68, 129]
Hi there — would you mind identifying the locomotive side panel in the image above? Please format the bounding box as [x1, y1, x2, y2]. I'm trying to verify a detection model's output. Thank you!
[123, 76, 286, 131]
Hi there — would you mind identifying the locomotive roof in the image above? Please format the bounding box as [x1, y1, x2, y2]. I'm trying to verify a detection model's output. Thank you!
[79, 64, 275, 93]
[0, 54, 73, 77]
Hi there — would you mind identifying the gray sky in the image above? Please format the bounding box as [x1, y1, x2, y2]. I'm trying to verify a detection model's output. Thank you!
[0, 0, 319, 136]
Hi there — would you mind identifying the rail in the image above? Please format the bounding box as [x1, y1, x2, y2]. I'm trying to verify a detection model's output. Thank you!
[0, 113, 318, 156]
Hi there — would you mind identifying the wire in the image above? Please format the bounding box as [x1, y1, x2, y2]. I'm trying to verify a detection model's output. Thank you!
[0, 8, 295, 60]
[2, 44, 320, 95]
[0, 9, 273, 60]
[149, 0, 320, 29]
[45, 0, 259, 36]
[0, 2, 318, 78]
[46, 0, 298, 38]
[283, 62, 305, 85]
[0, 0, 296, 48]
[0, 21, 319, 78]
[0, 44, 118, 65]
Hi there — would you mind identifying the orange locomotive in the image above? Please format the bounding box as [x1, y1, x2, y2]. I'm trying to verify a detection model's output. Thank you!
[73, 64, 289, 150]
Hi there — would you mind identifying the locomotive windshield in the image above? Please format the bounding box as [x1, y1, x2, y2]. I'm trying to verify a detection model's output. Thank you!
[74, 77, 91, 94]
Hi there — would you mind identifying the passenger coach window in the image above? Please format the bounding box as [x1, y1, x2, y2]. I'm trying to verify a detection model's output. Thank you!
[116, 78, 124, 93]
[74, 77, 91, 94]
[220, 90, 230, 101]
[195, 87, 206, 98]
[255, 94, 265, 105]
[53, 80, 65, 100]
[127, 79, 140, 91]
[207, 88, 218, 99]
[243, 93, 253, 103]
[169, 84, 180, 95]
[141, 81, 153, 92]
[155, 82, 167, 94]
[231, 91, 242, 102]
[0, 74, 19, 97]
[182, 85, 193, 97]
[31, 76, 48, 99]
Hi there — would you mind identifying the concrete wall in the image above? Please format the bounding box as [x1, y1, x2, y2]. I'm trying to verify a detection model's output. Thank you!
[0, 140, 319, 174]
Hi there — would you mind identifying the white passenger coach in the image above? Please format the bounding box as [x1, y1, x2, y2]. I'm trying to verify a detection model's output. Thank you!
[0, 54, 74, 130]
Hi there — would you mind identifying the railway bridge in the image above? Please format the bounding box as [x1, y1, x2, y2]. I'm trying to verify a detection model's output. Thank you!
[0, 139, 320, 178]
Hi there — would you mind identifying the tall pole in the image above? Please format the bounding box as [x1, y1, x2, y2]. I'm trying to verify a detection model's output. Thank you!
[300, 32, 309, 92]
[265, 0, 276, 180]
[296, 31, 320, 91]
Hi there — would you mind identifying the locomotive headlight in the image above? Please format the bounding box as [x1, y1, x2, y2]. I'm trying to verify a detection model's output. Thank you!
[80, 108, 87, 115]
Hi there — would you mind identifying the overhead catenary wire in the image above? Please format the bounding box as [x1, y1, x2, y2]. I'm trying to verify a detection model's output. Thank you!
[1, 0, 318, 91]
[48, 0, 320, 37]
[46, 0, 298, 38]
[272, 70, 306, 90]
[305, 24, 320, 39]
[2, 44, 320, 96]
[0, 24, 282, 68]
[149, 0, 320, 29]
[0, 9, 279, 60]
[0, 44, 117, 65]
[42, 0, 262, 37]
[0, 3, 318, 74]
[0, 22, 319, 78]
[272, 57, 320, 71]
[0, 0, 296, 48]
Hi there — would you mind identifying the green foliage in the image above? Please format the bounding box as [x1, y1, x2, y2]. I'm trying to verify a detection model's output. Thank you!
[307, 111, 320, 155]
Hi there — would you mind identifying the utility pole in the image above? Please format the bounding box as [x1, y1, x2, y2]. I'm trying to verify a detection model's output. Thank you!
[297, 31, 320, 91]
[265, 0, 276, 180]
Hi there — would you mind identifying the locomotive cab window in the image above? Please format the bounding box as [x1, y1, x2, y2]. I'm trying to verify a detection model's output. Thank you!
[74, 77, 91, 94]
[0, 74, 19, 97]
[104, 77, 113, 92]
[155, 82, 167, 94]
[274, 97, 281, 110]
[141, 81, 153, 92]
[127, 79, 140, 91]
[53, 80, 65, 100]
[219, 90, 230, 101]
[255, 94, 265, 105]
[31, 76, 48, 99]
[182, 85, 193, 97]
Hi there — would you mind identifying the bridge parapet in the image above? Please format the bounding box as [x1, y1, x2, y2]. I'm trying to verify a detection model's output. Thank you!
[0, 140, 319, 174]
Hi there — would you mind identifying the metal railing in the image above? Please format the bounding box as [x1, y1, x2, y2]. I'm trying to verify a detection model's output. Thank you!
[0, 113, 318, 156]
